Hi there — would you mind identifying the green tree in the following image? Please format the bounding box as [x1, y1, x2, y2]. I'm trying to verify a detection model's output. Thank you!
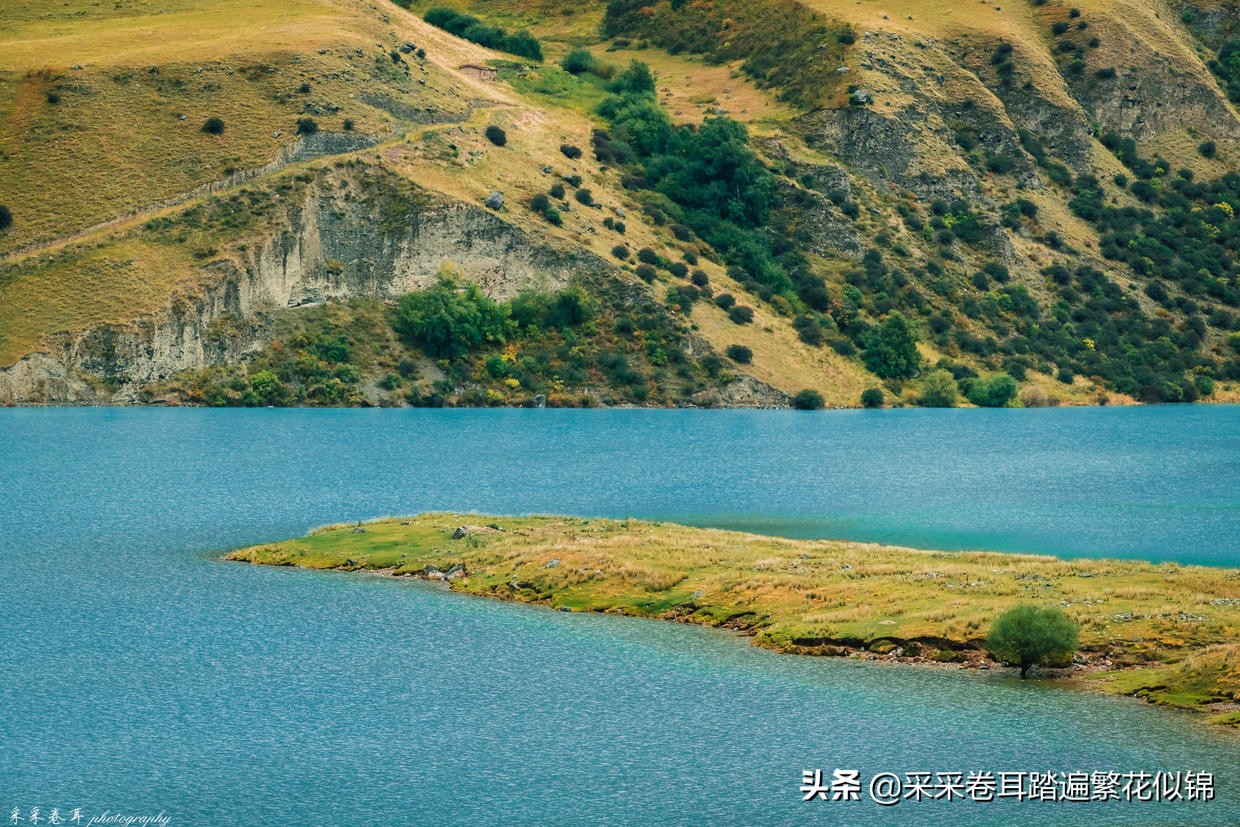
[792, 389, 825, 409]
[918, 369, 958, 407]
[986, 605, 1080, 678]
[860, 387, 884, 408]
[249, 370, 283, 405]
[967, 372, 1018, 407]
[392, 275, 514, 359]
[609, 60, 656, 95]
[863, 312, 920, 379]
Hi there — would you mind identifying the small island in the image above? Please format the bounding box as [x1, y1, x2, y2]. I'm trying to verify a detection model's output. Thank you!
[228, 514, 1240, 726]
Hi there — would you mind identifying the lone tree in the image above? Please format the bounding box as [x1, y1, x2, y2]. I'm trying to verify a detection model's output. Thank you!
[986, 605, 1079, 678]
[862, 311, 920, 379]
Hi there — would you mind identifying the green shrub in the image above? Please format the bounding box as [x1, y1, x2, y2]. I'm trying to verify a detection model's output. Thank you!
[485, 125, 507, 146]
[728, 305, 754, 324]
[860, 387, 884, 408]
[611, 244, 630, 260]
[561, 48, 596, 75]
[560, 144, 583, 160]
[1199, 140, 1217, 159]
[917, 369, 958, 407]
[202, 117, 225, 135]
[0, 205, 11, 231]
[967, 372, 1018, 407]
[792, 389, 825, 409]
[424, 7, 543, 60]
[549, 183, 566, 199]
[392, 275, 513, 358]
[530, 193, 551, 213]
[296, 117, 318, 135]
[726, 344, 753, 364]
[574, 188, 594, 206]
[637, 247, 658, 264]
[665, 286, 698, 313]
[986, 605, 1079, 678]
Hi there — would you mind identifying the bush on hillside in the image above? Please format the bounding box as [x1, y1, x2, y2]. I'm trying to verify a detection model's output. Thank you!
[485, 125, 507, 146]
[561, 48, 596, 75]
[423, 7, 543, 60]
[392, 276, 513, 359]
[967, 372, 1018, 407]
[917, 369, 958, 407]
[792, 389, 825, 409]
[860, 387, 884, 408]
[728, 305, 755, 325]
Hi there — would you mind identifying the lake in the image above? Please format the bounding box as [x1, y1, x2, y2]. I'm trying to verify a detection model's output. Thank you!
[0, 406, 1237, 825]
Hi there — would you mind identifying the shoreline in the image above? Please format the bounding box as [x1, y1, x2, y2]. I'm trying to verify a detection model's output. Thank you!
[226, 513, 1240, 727]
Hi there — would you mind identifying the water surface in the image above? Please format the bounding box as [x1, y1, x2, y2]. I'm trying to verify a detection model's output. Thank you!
[1, 407, 1237, 825]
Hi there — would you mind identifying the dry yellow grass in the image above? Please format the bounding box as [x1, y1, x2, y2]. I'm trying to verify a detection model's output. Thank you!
[593, 47, 795, 125]
[228, 513, 1240, 723]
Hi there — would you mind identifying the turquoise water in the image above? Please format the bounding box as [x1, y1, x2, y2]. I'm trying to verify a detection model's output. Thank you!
[0, 407, 1238, 825]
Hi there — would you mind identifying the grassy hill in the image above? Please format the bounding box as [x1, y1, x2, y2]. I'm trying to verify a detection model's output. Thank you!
[2, 0, 1240, 406]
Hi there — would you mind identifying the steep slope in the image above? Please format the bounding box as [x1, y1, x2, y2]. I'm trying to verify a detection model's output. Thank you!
[1, 0, 1239, 406]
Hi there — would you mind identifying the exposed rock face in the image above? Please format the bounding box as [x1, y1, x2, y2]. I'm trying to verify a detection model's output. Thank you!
[0, 171, 608, 404]
[1063, 20, 1240, 142]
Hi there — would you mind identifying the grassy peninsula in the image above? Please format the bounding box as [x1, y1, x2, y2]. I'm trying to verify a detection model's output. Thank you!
[227, 514, 1240, 726]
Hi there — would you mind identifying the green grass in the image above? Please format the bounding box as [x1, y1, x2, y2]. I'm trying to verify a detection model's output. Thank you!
[228, 513, 1240, 724]
[500, 63, 607, 115]
[0, 0, 473, 257]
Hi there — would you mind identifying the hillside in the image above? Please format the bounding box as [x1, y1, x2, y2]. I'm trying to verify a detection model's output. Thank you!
[2, 0, 1240, 406]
